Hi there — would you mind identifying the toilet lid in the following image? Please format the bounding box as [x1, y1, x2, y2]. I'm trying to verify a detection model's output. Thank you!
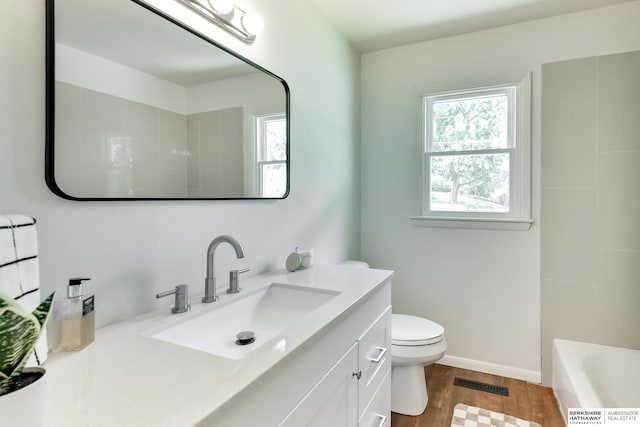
[392, 314, 444, 346]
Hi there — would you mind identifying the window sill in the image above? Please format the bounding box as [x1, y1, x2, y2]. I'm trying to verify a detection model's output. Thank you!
[410, 216, 533, 231]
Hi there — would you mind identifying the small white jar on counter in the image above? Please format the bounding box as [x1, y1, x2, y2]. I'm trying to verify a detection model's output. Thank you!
[285, 248, 313, 272]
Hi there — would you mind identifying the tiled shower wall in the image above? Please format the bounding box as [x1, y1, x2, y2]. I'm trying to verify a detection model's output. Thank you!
[55, 82, 188, 198]
[55, 82, 244, 198]
[541, 51, 640, 383]
[186, 107, 245, 198]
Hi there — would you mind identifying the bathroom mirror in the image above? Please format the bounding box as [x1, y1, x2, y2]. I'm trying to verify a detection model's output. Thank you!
[45, 0, 290, 200]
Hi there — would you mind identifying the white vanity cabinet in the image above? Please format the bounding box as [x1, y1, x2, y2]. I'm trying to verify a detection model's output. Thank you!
[204, 280, 392, 427]
[277, 307, 392, 427]
[44, 267, 395, 427]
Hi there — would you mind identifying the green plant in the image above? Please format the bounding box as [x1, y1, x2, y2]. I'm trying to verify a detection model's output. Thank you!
[0, 292, 54, 396]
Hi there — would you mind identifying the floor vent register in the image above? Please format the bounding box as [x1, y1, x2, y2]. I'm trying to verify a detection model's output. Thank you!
[453, 377, 509, 396]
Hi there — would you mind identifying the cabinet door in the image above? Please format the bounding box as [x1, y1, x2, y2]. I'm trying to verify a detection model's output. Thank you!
[278, 342, 358, 427]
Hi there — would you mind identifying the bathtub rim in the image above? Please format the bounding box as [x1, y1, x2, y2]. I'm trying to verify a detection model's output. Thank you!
[552, 338, 640, 420]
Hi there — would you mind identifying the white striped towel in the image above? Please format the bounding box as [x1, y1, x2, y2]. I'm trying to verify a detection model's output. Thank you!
[0, 215, 49, 365]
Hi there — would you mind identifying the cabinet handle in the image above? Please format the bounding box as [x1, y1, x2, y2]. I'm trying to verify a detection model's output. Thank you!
[374, 414, 388, 427]
[352, 370, 362, 379]
[367, 346, 387, 363]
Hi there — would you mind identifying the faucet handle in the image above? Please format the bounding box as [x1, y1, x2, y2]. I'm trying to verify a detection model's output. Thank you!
[156, 284, 190, 314]
[227, 268, 250, 294]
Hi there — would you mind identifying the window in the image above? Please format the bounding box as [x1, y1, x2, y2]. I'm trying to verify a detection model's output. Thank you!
[256, 113, 287, 197]
[415, 76, 531, 230]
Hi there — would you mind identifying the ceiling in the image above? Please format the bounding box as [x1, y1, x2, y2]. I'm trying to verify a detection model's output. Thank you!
[310, 0, 635, 52]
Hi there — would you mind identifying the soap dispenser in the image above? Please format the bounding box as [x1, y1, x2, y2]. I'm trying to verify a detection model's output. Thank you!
[56, 277, 95, 352]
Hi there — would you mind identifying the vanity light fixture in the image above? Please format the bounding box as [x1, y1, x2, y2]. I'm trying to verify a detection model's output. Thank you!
[180, 0, 264, 42]
[240, 12, 264, 36]
[208, 0, 234, 15]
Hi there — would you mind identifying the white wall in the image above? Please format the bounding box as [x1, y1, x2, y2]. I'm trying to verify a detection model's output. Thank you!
[56, 43, 284, 117]
[361, 1, 640, 380]
[187, 72, 284, 116]
[56, 43, 187, 114]
[0, 0, 361, 327]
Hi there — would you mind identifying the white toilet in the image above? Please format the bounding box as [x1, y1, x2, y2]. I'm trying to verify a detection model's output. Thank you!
[338, 261, 447, 416]
[391, 314, 447, 416]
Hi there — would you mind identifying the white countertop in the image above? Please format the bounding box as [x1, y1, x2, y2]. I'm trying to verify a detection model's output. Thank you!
[43, 265, 393, 427]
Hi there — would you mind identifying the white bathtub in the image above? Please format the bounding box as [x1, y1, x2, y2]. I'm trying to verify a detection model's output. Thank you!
[553, 339, 640, 420]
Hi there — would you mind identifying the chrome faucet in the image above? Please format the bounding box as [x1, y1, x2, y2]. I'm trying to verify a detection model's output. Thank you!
[203, 235, 245, 303]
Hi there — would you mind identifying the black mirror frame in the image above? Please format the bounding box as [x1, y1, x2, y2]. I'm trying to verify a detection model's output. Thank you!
[45, 0, 290, 201]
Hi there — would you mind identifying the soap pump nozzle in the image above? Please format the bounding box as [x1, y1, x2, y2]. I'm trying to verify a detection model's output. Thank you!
[67, 277, 91, 298]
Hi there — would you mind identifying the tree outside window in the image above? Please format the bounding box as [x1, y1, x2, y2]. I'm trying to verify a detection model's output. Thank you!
[424, 87, 515, 214]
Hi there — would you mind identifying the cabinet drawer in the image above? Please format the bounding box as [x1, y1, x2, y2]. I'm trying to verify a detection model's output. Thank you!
[359, 368, 391, 427]
[358, 306, 391, 417]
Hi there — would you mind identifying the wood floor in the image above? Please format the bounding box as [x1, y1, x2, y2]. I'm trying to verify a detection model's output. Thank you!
[391, 364, 566, 427]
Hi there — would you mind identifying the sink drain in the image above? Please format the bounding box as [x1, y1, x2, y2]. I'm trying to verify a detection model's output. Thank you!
[235, 330, 255, 346]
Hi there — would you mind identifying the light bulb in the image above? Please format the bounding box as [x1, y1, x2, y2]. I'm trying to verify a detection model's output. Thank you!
[208, 0, 234, 15]
[241, 12, 264, 36]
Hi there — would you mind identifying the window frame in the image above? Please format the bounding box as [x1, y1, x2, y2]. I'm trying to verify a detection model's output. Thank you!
[413, 75, 532, 230]
[256, 113, 287, 197]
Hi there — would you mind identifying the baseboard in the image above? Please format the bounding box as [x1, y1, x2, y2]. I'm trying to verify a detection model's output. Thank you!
[439, 355, 542, 384]
[552, 388, 568, 424]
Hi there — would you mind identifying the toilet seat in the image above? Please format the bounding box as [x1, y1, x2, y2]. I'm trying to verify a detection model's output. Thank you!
[392, 314, 444, 346]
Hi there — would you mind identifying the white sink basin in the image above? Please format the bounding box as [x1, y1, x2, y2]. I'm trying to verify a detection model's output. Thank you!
[148, 283, 340, 360]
